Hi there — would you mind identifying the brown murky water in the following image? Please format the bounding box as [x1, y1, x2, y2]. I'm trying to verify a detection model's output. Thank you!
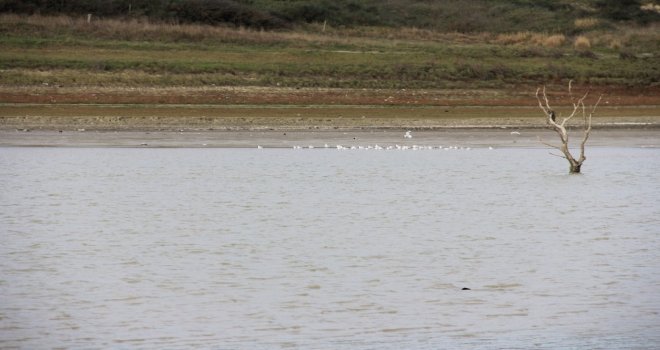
[1, 146, 659, 349]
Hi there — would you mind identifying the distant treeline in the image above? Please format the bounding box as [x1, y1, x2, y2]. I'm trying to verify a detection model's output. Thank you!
[1, 0, 657, 31]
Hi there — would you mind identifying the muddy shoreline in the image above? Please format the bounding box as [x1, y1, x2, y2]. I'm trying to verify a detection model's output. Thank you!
[2, 104, 659, 132]
[2, 86, 658, 138]
[2, 128, 658, 148]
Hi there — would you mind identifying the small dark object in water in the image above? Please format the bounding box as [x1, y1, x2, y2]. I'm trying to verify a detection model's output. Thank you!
[462, 287, 471, 290]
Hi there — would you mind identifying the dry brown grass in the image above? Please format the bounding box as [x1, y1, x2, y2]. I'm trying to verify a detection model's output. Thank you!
[641, 4, 660, 13]
[539, 34, 566, 48]
[0, 13, 328, 45]
[612, 23, 660, 49]
[595, 34, 623, 50]
[0, 13, 540, 48]
[492, 32, 566, 47]
[7, 13, 656, 53]
[2, 13, 496, 49]
[574, 35, 592, 50]
[494, 32, 531, 45]
[3, 13, 658, 52]
[573, 27, 656, 51]
[574, 18, 600, 30]
[318, 25, 493, 45]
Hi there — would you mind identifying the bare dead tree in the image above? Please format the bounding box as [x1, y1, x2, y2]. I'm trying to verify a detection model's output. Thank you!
[536, 82, 602, 174]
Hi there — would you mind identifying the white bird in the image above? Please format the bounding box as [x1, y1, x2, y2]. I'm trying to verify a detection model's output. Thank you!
[404, 130, 413, 139]
[510, 131, 521, 135]
[257, 145, 263, 149]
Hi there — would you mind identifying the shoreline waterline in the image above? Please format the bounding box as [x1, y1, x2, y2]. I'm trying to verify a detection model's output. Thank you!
[2, 128, 659, 149]
[2, 103, 659, 131]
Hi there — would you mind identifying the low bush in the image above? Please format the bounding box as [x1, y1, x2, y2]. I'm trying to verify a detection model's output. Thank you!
[574, 18, 600, 29]
[574, 35, 592, 50]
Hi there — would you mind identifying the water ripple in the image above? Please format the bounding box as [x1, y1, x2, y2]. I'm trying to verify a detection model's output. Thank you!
[0, 147, 659, 349]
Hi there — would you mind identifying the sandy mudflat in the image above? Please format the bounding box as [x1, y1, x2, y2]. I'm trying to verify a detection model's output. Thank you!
[1, 101, 659, 148]
[1, 128, 658, 148]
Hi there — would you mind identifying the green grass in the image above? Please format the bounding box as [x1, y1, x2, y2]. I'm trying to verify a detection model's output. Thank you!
[0, 14, 658, 89]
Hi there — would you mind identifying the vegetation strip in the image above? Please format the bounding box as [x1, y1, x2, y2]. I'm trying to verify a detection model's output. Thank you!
[1, 13, 658, 90]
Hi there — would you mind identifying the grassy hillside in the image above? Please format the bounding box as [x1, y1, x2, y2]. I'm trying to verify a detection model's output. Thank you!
[2, 0, 659, 32]
[0, 13, 657, 92]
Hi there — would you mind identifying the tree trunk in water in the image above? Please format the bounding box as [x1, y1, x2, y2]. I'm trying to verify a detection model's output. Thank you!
[569, 162, 582, 174]
[536, 83, 601, 174]
[564, 147, 583, 173]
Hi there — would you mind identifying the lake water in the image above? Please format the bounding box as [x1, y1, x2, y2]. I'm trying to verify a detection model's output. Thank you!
[1, 146, 659, 349]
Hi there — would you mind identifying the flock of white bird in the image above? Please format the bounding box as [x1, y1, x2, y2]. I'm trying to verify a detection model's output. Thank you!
[259, 131, 496, 151]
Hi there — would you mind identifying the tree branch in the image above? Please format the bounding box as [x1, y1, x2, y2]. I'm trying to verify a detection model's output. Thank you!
[561, 90, 589, 127]
[578, 94, 602, 162]
[535, 87, 549, 114]
[537, 136, 561, 150]
[537, 86, 562, 129]
[536, 83, 602, 173]
[549, 152, 567, 159]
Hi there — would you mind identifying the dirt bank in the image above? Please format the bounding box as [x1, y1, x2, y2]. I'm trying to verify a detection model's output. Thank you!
[1, 86, 658, 132]
[1, 86, 658, 106]
[1, 104, 658, 132]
